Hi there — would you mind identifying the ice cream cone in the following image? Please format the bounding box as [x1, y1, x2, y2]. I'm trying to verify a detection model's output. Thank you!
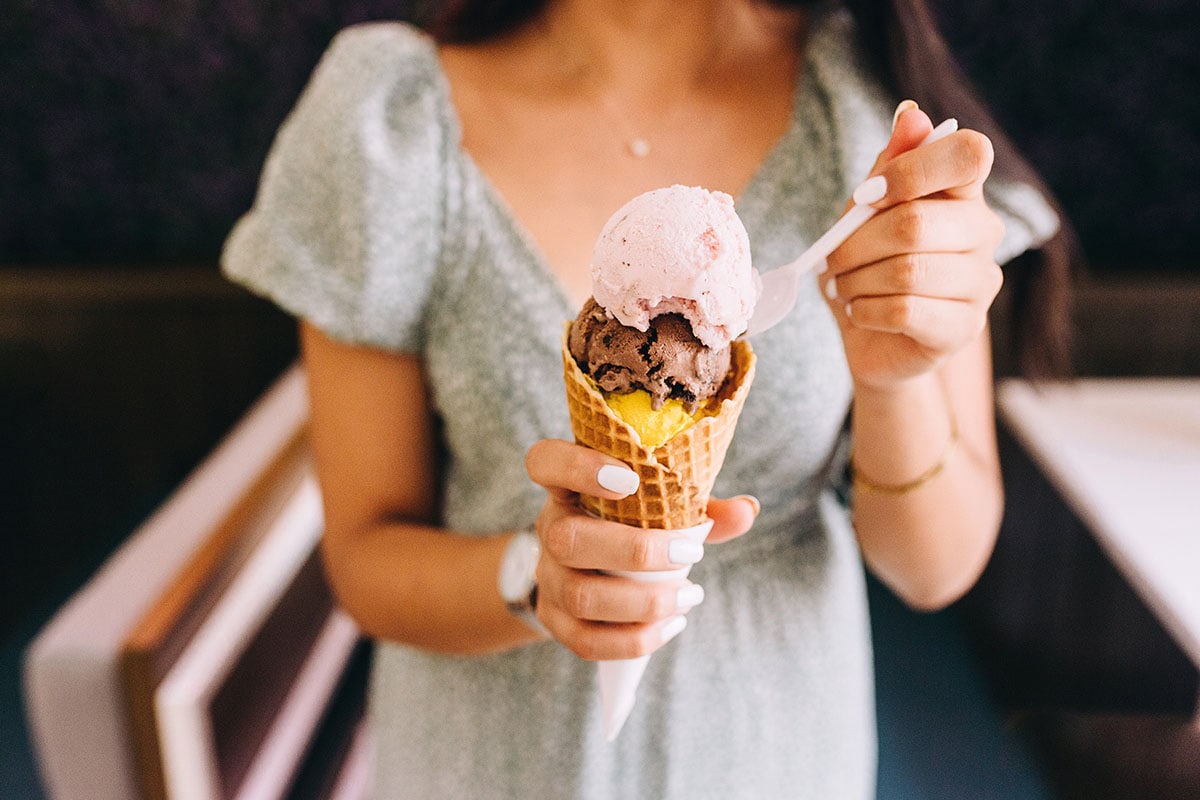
[560, 325, 756, 530]
[561, 325, 756, 739]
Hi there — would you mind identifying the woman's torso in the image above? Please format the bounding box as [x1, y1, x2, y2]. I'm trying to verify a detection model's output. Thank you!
[222, 5, 899, 794]
[362, 9, 877, 797]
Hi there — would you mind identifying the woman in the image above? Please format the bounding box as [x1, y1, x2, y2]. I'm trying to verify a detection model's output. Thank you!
[223, 0, 1067, 795]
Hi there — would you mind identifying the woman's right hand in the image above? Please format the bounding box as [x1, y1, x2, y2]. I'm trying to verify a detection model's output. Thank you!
[524, 439, 754, 661]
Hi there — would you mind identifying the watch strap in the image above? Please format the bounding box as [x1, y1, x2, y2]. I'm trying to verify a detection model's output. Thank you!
[501, 528, 546, 636]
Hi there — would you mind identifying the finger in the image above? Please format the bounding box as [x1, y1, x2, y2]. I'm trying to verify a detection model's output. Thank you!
[847, 107, 936, 219]
[825, 252, 1004, 306]
[542, 608, 689, 662]
[705, 495, 760, 544]
[843, 293, 990, 352]
[540, 512, 705, 572]
[525, 439, 641, 502]
[869, 129, 995, 206]
[827, 199, 1005, 274]
[865, 101, 934, 176]
[542, 569, 703, 625]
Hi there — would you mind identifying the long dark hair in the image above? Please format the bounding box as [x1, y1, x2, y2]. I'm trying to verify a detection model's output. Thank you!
[429, 0, 1076, 378]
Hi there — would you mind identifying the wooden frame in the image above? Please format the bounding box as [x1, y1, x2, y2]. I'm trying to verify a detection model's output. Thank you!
[24, 365, 370, 800]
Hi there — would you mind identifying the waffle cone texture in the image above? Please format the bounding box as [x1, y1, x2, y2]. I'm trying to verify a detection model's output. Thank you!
[561, 323, 756, 530]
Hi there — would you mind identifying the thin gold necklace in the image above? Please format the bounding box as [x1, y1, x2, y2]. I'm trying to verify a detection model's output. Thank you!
[545, 21, 726, 160]
[594, 90, 659, 158]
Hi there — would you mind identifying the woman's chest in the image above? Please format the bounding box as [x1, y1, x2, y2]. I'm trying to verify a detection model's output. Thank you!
[441, 65, 799, 304]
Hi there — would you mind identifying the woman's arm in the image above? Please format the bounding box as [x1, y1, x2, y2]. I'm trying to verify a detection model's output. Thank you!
[849, 335, 1002, 610]
[825, 105, 1007, 609]
[301, 321, 542, 655]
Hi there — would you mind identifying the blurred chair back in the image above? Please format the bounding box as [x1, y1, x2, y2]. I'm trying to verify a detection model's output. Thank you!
[23, 365, 372, 800]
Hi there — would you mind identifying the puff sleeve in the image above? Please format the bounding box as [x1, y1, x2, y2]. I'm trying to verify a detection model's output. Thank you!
[221, 23, 450, 352]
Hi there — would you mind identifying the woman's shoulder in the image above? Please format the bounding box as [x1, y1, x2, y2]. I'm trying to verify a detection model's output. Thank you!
[220, 21, 458, 353]
[275, 20, 457, 172]
[311, 21, 443, 107]
[325, 21, 434, 65]
[804, 2, 880, 93]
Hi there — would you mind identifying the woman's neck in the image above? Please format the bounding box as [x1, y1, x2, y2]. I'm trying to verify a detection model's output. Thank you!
[530, 0, 804, 101]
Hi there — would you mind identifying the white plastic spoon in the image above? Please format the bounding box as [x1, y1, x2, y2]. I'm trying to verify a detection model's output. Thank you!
[744, 118, 959, 337]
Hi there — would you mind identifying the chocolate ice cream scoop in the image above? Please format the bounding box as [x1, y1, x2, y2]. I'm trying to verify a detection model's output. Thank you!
[568, 298, 731, 412]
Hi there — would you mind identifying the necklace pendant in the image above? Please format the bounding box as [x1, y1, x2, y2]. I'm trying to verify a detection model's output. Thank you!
[627, 138, 651, 158]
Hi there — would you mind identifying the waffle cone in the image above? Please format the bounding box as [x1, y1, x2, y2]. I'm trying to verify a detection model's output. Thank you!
[561, 323, 756, 529]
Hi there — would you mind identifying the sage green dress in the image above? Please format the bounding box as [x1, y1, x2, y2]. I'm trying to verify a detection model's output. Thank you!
[222, 4, 1057, 797]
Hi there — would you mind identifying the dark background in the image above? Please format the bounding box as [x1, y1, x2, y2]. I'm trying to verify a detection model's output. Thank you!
[2, 1, 1198, 271]
[2, 2, 1199, 797]
[2, 0, 434, 633]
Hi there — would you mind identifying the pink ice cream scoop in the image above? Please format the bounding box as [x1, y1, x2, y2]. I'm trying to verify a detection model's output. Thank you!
[589, 185, 760, 350]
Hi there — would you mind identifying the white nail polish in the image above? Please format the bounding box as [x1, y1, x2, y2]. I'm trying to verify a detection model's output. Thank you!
[597, 465, 640, 496]
[814, 256, 829, 275]
[667, 539, 704, 566]
[853, 175, 887, 205]
[824, 277, 838, 300]
[659, 615, 688, 645]
[844, 302, 853, 318]
[676, 583, 705, 610]
[892, 99, 918, 131]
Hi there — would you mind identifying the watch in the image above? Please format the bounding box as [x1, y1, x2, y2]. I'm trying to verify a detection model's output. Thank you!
[498, 527, 545, 635]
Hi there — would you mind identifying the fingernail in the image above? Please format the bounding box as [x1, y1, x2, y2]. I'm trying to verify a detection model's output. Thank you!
[853, 175, 887, 206]
[736, 494, 761, 518]
[659, 615, 688, 645]
[668, 538, 704, 566]
[676, 583, 705, 610]
[824, 277, 838, 300]
[892, 99, 918, 131]
[597, 464, 639, 495]
[814, 256, 829, 275]
[844, 301, 853, 318]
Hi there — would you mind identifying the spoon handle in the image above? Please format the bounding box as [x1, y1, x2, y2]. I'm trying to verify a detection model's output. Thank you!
[744, 118, 961, 338]
[797, 117, 960, 277]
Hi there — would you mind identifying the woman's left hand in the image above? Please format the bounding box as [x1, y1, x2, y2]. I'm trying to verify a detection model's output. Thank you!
[823, 105, 1006, 391]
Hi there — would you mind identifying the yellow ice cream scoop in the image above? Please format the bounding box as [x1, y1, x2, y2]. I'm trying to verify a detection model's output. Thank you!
[604, 390, 701, 449]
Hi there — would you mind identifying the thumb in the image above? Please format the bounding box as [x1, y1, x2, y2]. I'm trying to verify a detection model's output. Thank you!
[704, 495, 760, 544]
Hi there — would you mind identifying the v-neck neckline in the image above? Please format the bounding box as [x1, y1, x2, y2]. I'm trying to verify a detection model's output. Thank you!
[427, 33, 816, 316]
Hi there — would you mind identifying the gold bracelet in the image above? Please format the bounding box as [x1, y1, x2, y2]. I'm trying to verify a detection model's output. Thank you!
[850, 412, 960, 496]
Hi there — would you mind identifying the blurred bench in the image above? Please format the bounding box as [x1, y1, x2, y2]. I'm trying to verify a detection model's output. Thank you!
[23, 365, 372, 800]
[962, 378, 1200, 798]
